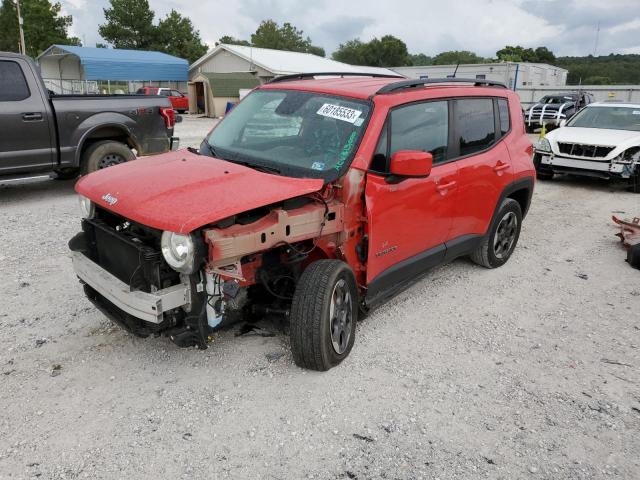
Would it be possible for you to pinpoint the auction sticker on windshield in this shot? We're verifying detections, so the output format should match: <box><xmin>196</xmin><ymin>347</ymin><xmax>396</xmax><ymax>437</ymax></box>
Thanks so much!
<box><xmin>317</xmin><ymin>103</ymin><xmax>362</xmax><ymax>124</ymax></box>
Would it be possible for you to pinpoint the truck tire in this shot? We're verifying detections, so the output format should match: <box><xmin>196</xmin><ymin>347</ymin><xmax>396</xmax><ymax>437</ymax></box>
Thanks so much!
<box><xmin>470</xmin><ymin>198</ymin><xmax>522</xmax><ymax>269</ymax></box>
<box><xmin>290</xmin><ymin>260</ymin><xmax>358</xmax><ymax>371</ymax></box>
<box><xmin>80</xmin><ymin>140</ymin><xmax>135</xmax><ymax>175</ymax></box>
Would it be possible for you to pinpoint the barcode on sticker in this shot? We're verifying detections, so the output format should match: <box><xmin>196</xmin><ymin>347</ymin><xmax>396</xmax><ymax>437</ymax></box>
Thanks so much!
<box><xmin>317</xmin><ymin>103</ymin><xmax>362</xmax><ymax>123</ymax></box>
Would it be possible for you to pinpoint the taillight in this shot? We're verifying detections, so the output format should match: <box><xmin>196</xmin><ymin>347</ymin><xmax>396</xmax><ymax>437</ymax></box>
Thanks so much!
<box><xmin>160</xmin><ymin>107</ymin><xmax>175</xmax><ymax>129</ymax></box>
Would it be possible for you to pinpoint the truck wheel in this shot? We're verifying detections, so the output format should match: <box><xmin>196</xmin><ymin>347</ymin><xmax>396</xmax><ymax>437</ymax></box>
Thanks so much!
<box><xmin>81</xmin><ymin>140</ymin><xmax>135</xmax><ymax>175</ymax></box>
<box><xmin>290</xmin><ymin>260</ymin><xmax>358</xmax><ymax>371</ymax></box>
<box><xmin>470</xmin><ymin>198</ymin><xmax>522</xmax><ymax>269</ymax></box>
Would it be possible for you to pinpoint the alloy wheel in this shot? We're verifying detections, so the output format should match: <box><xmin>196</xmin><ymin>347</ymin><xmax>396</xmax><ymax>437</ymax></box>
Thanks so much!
<box><xmin>493</xmin><ymin>211</ymin><xmax>518</xmax><ymax>259</ymax></box>
<box><xmin>329</xmin><ymin>279</ymin><xmax>352</xmax><ymax>355</ymax></box>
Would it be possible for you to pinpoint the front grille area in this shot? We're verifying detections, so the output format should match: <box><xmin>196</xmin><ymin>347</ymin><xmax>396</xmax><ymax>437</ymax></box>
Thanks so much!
<box><xmin>529</xmin><ymin>108</ymin><xmax>564</xmax><ymax>118</ymax></box>
<box><xmin>81</xmin><ymin>214</ymin><xmax>179</xmax><ymax>293</ymax></box>
<box><xmin>558</xmin><ymin>143</ymin><xmax>615</xmax><ymax>159</ymax></box>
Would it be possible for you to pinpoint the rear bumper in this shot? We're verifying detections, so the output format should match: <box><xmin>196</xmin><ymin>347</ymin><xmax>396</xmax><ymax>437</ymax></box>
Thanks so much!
<box><xmin>71</xmin><ymin>251</ymin><xmax>190</xmax><ymax>324</ymax></box>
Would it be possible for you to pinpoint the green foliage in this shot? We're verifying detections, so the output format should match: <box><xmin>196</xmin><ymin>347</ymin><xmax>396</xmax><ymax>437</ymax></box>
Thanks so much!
<box><xmin>153</xmin><ymin>10</ymin><xmax>208</xmax><ymax>62</ymax></box>
<box><xmin>408</xmin><ymin>53</ymin><xmax>432</xmax><ymax>66</ymax></box>
<box><xmin>332</xmin><ymin>35</ymin><xmax>410</xmax><ymax>67</ymax></box>
<box><xmin>218</xmin><ymin>20</ymin><xmax>325</xmax><ymax>56</ymax></box>
<box><xmin>99</xmin><ymin>0</ymin><xmax>155</xmax><ymax>49</ymax></box>
<box><xmin>496</xmin><ymin>45</ymin><xmax>555</xmax><ymax>63</ymax></box>
<box><xmin>250</xmin><ymin>20</ymin><xmax>320</xmax><ymax>54</ymax></box>
<box><xmin>217</xmin><ymin>35</ymin><xmax>251</xmax><ymax>46</ymax></box>
<box><xmin>432</xmin><ymin>50</ymin><xmax>486</xmax><ymax>65</ymax></box>
<box><xmin>555</xmin><ymin>54</ymin><xmax>640</xmax><ymax>85</ymax></box>
<box><xmin>98</xmin><ymin>0</ymin><xmax>207</xmax><ymax>62</ymax></box>
<box><xmin>0</xmin><ymin>0</ymin><xmax>79</xmax><ymax>57</ymax></box>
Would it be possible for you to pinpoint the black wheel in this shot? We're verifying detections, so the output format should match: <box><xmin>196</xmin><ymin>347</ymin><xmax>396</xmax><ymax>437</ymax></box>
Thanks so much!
<box><xmin>470</xmin><ymin>198</ymin><xmax>522</xmax><ymax>269</ymax></box>
<box><xmin>177</xmin><ymin>109</ymin><xmax>186</xmax><ymax>114</ymax></box>
<box><xmin>53</xmin><ymin>167</ymin><xmax>79</xmax><ymax>180</ymax></box>
<box><xmin>80</xmin><ymin>140</ymin><xmax>135</xmax><ymax>175</ymax></box>
<box><xmin>290</xmin><ymin>260</ymin><xmax>358</xmax><ymax>371</ymax></box>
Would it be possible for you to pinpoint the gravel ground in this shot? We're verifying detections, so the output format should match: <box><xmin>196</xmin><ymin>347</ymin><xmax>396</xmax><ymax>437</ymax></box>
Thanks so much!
<box><xmin>1</xmin><ymin>119</ymin><xmax>639</xmax><ymax>479</ymax></box>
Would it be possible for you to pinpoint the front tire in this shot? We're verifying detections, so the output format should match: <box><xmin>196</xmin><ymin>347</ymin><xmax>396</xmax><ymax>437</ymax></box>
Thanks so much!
<box><xmin>80</xmin><ymin>140</ymin><xmax>135</xmax><ymax>175</ymax></box>
<box><xmin>470</xmin><ymin>198</ymin><xmax>522</xmax><ymax>269</ymax></box>
<box><xmin>290</xmin><ymin>260</ymin><xmax>358</xmax><ymax>371</ymax></box>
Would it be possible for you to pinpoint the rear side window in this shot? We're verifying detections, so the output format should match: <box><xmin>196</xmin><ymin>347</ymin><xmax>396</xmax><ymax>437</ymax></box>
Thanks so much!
<box><xmin>454</xmin><ymin>99</ymin><xmax>496</xmax><ymax>156</ymax></box>
<box><xmin>389</xmin><ymin>101</ymin><xmax>449</xmax><ymax>164</ymax></box>
<box><xmin>497</xmin><ymin>99</ymin><xmax>510</xmax><ymax>136</ymax></box>
<box><xmin>0</xmin><ymin>61</ymin><xmax>30</xmax><ymax>101</ymax></box>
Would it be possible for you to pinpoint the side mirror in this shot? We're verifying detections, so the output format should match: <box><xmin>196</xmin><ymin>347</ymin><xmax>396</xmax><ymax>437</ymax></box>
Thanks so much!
<box><xmin>559</xmin><ymin>119</ymin><xmax>567</xmax><ymax>128</ymax></box>
<box><xmin>389</xmin><ymin>150</ymin><xmax>433</xmax><ymax>179</ymax></box>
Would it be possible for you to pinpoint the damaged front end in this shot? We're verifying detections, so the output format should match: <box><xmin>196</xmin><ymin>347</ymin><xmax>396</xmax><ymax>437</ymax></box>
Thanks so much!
<box><xmin>69</xmin><ymin>191</ymin><xmax>347</xmax><ymax>348</ymax></box>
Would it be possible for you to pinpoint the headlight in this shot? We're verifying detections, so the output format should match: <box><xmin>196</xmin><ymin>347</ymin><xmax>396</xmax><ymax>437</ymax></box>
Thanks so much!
<box><xmin>536</xmin><ymin>138</ymin><xmax>551</xmax><ymax>153</ymax></box>
<box><xmin>161</xmin><ymin>231</ymin><xmax>196</xmax><ymax>273</ymax></box>
<box><xmin>78</xmin><ymin>195</ymin><xmax>95</xmax><ymax>219</ymax></box>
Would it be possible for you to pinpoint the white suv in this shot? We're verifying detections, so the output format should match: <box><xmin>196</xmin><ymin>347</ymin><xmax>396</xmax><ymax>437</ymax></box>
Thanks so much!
<box><xmin>534</xmin><ymin>102</ymin><xmax>640</xmax><ymax>192</ymax></box>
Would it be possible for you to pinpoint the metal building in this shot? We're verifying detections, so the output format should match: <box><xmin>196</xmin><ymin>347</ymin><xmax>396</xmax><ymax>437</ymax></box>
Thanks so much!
<box><xmin>392</xmin><ymin>62</ymin><xmax>568</xmax><ymax>89</ymax></box>
<box><xmin>37</xmin><ymin>45</ymin><xmax>189</xmax><ymax>95</ymax></box>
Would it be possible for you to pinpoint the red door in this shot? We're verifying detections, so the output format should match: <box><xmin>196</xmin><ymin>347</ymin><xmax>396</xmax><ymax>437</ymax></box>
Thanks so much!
<box><xmin>365</xmin><ymin>163</ymin><xmax>458</xmax><ymax>285</ymax></box>
<box><xmin>448</xmin><ymin>98</ymin><xmax>514</xmax><ymax>239</ymax></box>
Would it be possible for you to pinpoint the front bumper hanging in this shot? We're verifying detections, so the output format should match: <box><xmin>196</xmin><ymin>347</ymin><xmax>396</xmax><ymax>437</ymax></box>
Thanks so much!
<box><xmin>71</xmin><ymin>251</ymin><xmax>190</xmax><ymax>324</ymax></box>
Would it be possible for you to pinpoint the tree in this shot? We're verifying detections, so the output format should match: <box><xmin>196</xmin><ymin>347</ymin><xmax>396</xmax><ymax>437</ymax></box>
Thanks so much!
<box><xmin>332</xmin><ymin>35</ymin><xmax>410</xmax><ymax>67</ymax></box>
<box><xmin>307</xmin><ymin>44</ymin><xmax>326</xmax><ymax>57</ymax></box>
<box><xmin>217</xmin><ymin>35</ymin><xmax>250</xmax><ymax>46</ymax></box>
<box><xmin>153</xmin><ymin>9</ymin><xmax>207</xmax><ymax>62</ymax></box>
<box><xmin>534</xmin><ymin>46</ymin><xmax>555</xmax><ymax>63</ymax></box>
<box><xmin>408</xmin><ymin>53</ymin><xmax>432</xmax><ymax>66</ymax></box>
<box><xmin>332</xmin><ymin>39</ymin><xmax>367</xmax><ymax>65</ymax></box>
<box><xmin>432</xmin><ymin>50</ymin><xmax>485</xmax><ymax>65</ymax></box>
<box><xmin>250</xmin><ymin>20</ymin><xmax>323</xmax><ymax>55</ymax></box>
<box><xmin>99</xmin><ymin>0</ymin><xmax>155</xmax><ymax>49</ymax></box>
<box><xmin>0</xmin><ymin>0</ymin><xmax>80</xmax><ymax>57</ymax></box>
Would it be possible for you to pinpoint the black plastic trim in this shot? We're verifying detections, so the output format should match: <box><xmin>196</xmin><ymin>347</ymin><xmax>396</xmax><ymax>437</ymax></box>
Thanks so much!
<box><xmin>376</xmin><ymin>78</ymin><xmax>507</xmax><ymax>94</ymax></box>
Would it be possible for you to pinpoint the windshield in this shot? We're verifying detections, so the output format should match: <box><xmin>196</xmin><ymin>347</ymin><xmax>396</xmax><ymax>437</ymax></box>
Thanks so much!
<box><xmin>567</xmin><ymin>106</ymin><xmax>640</xmax><ymax>131</ymax></box>
<box><xmin>541</xmin><ymin>95</ymin><xmax>574</xmax><ymax>105</ymax></box>
<box><xmin>203</xmin><ymin>89</ymin><xmax>371</xmax><ymax>181</ymax></box>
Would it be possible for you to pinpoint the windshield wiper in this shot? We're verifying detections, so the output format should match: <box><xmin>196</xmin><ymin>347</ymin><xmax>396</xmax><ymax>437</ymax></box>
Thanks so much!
<box><xmin>203</xmin><ymin>138</ymin><xmax>221</xmax><ymax>158</ymax></box>
<box><xmin>234</xmin><ymin>161</ymin><xmax>281</xmax><ymax>175</ymax></box>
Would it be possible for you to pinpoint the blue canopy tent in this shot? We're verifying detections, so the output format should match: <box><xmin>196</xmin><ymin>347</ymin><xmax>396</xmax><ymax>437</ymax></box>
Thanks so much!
<box><xmin>37</xmin><ymin>45</ymin><xmax>188</xmax><ymax>94</ymax></box>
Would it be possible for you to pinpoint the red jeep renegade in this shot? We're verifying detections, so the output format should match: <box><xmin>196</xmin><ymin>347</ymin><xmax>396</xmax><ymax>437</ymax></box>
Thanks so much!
<box><xmin>69</xmin><ymin>73</ymin><xmax>535</xmax><ymax>371</ymax></box>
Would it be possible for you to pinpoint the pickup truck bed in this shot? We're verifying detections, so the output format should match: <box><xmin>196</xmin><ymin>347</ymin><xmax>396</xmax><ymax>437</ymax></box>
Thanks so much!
<box><xmin>0</xmin><ymin>52</ymin><xmax>178</xmax><ymax>180</ymax></box>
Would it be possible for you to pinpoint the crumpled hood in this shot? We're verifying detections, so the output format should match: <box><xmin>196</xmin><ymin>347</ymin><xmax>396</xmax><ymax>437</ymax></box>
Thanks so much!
<box><xmin>75</xmin><ymin>150</ymin><xmax>324</xmax><ymax>234</ymax></box>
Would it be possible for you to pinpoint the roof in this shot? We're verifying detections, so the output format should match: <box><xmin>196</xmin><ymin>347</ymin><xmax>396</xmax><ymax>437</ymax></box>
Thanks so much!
<box><xmin>37</xmin><ymin>45</ymin><xmax>188</xmax><ymax>81</ymax></box>
<box><xmin>259</xmin><ymin>76</ymin><xmax>511</xmax><ymax>100</ymax></box>
<box><xmin>190</xmin><ymin>44</ymin><xmax>398</xmax><ymax>77</ymax></box>
<box><xmin>195</xmin><ymin>72</ymin><xmax>261</xmax><ymax>97</ymax></box>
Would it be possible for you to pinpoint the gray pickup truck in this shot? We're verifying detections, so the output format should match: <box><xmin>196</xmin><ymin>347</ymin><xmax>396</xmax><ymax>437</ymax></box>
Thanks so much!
<box><xmin>0</xmin><ymin>52</ymin><xmax>179</xmax><ymax>181</ymax></box>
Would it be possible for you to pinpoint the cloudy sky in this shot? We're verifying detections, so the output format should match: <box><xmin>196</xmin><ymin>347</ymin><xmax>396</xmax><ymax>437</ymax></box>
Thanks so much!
<box><xmin>60</xmin><ymin>0</ymin><xmax>640</xmax><ymax>57</ymax></box>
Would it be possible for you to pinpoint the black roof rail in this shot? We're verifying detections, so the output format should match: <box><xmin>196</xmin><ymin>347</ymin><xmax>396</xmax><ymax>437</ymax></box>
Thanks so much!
<box><xmin>376</xmin><ymin>77</ymin><xmax>507</xmax><ymax>94</ymax></box>
<box><xmin>267</xmin><ymin>71</ymin><xmax>405</xmax><ymax>84</ymax></box>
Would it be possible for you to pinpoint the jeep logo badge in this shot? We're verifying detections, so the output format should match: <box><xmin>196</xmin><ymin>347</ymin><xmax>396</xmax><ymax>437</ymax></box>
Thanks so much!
<box><xmin>101</xmin><ymin>193</ymin><xmax>118</xmax><ymax>206</ymax></box>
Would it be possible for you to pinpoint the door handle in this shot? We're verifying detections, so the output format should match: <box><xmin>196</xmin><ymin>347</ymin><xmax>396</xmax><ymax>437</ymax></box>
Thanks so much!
<box><xmin>22</xmin><ymin>112</ymin><xmax>43</xmax><ymax>121</ymax></box>
<box><xmin>493</xmin><ymin>162</ymin><xmax>510</xmax><ymax>173</ymax></box>
<box><xmin>436</xmin><ymin>180</ymin><xmax>456</xmax><ymax>193</ymax></box>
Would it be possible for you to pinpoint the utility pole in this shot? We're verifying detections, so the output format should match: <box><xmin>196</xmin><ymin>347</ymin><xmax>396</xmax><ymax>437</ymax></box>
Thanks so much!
<box><xmin>15</xmin><ymin>0</ymin><xmax>26</xmax><ymax>55</ymax></box>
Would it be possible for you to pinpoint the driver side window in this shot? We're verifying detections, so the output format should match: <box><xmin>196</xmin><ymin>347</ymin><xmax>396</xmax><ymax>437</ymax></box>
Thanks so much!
<box><xmin>370</xmin><ymin>100</ymin><xmax>449</xmax><ymax>173</ymax></box>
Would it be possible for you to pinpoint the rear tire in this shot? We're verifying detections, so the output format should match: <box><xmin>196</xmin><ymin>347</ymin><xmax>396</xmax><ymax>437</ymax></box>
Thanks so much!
<box><xmin>290</xmin><ymin>260</ymin><xmax>358</xmax><ymax>371</ymax></box>
<box><xmin>80</xmin><ymin>140</ymin><xmax>135</xmax><ymax>175</ymax></box>
<box><xmin>470</xmin><ymin>198</ymin><xmax>522</xmax><ymax>269</ymax></box>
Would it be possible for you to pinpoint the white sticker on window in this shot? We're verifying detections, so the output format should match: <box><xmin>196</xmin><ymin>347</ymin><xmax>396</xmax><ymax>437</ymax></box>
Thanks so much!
<box><xmin>353</xmin><ymin>117</ymin><xmax>364</xmax><ymax>126</ymax></box>
<box><xmin>311</xmin><ymin>162</ymin><xmax>325</xmax><ymax>170</ymax></box>
<box><xmin>317</xmin><ymin>103</ymin><xmax>362</xmax><ymax>123</ymax></box>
